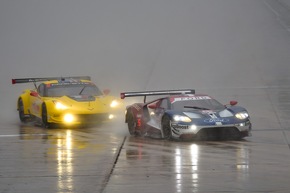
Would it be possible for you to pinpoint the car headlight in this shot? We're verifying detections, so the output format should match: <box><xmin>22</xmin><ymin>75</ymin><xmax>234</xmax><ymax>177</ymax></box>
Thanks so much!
<box><xmin>173</xmin><ymin>115</ymin><xmax>191</xmax><ymax>122</ymax></box>
<box><xmin>235</xmin><ymin>111</ymin><xmax>249</xmax><ymax>119</ymax></box>
<box><xmin>55</xmin><ymin>102</ymin><xmax>68</xmax><ymax>110</ymax></box>
<box><xmin>110</xmin><ymin>100</ymin><xmax>119</xmax><ymax>108</ymax></box>
<box><xmin>64</xmin><ymin>113</ymin><xmax>74</xmax><ymax>123</ymax></box>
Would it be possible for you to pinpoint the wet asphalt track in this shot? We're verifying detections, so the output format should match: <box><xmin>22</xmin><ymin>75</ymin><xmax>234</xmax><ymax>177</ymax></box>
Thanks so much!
<box><xmin>1</xmin><ymin>83</ymin><xmax>290</xmax><ymax>193</ymax></box>
<box><xmin>1</xmin><ymin>0</ymin><xmax>290</xmax><ymax>193</ymax></box>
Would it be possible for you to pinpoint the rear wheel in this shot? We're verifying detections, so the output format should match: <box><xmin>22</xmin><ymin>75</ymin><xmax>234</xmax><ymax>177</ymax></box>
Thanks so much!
<box><xmin>162</xmin><ymin>116</ymin><xmax>172</xmax><ymax>140</ymax></box>
<box><xmin>127</xmin><ymin>112</ymin><xmax>136</xmax><ymax>135</ymax></box>
<box><xmin>18</xmin><ymin>99</ymin><xmax>29</xmax><ymax>122</ymax></box>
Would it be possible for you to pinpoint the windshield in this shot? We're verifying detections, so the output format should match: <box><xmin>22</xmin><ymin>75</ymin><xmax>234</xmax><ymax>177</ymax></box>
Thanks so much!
<box><xmin>172</xmin><ymin>99</ymin><xmax>225</xmax><ymax>111</ymax></box>
<box><xmin>46</xmin><ymin>84</ymin><xmax>102</xmax><ymax>97</ymax></box>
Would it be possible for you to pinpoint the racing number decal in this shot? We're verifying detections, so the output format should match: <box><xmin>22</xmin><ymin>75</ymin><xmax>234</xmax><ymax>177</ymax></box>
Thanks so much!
<box><xmin>208</xmin><ymin>113</ymin><xmax>217</xmax><ymax>119</ymax></box>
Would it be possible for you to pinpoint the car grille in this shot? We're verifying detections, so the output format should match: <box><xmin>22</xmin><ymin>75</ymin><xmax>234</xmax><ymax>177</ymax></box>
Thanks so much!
<box><xmin>75</xmin><ymin>113</ymin><xmax>109</xmax><ymax>123</ymax></box>
<box><xmin>195</xmin><ymin>127</ymin><xmax>241</xmax><ymax>140</ymax></box>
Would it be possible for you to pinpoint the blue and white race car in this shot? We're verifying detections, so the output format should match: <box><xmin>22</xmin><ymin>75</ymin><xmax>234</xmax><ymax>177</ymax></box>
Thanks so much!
<box><xmin>121</xmin><ymin>89</ymin><xmax>251</xmax><ymax>140</ymax></box>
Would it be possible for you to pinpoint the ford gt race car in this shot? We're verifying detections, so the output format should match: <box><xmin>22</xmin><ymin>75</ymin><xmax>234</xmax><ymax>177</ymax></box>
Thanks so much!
<box><xmin>12</xmin><ymin>76</ymin><xmax>122</xmax><ymax>127</ymax></box>
<box><xmin>121</xmin><ymin>89</ymin><xmax>252</xmax><ymax>140</ymax></box>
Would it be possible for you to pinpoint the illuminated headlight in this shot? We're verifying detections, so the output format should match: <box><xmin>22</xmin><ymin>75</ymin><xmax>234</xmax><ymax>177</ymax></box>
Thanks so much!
<box><xmin>173</xmin><ymin>115</ymin><xmax>191</xmax><ymax>122</ymax></box>
<box><xmin>64</xmin><ymin>114</ymin><xmax>74</xmax><ymax>123</ymax></box>
<box><xmin>110</xmin><ymin>100</ymin><xmax>119</xmax><ymax>108</ymax></box>
<box><xmin>55</xmin><ymin>102</ymin><xmax>68</xmax><ymax>110</ymax></box>
<box><xmin>109</xmin><ymin>114</ymin><xmax>114</xmax><ymax>119</ymax></box>
<box><xmin>190</xmin><ymin>125</ymin><xmax>197</xmax><ymax>131</ymax></box>
<box><xmin>235</xmin><ymin>112</ymin><xmax>249</xmax><ymax>119</ymax></box>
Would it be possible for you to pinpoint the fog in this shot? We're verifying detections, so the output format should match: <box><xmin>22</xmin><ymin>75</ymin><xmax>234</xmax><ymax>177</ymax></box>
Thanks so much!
<box><xmin>1</xmin><ymin>0</ymin><xmax>290</xmax><ymax>124</ymax></box>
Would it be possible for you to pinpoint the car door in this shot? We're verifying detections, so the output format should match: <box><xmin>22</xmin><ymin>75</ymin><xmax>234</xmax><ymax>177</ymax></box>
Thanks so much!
<box><xmin>148</xmin><ymin>98</ymin><xmax>169</xmax><ymax>129</ymax></box>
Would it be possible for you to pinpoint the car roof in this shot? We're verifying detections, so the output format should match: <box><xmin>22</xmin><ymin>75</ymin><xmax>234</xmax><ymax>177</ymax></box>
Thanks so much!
<box><xmin>43</xmin><ymin>79</ymin><xmax>92</xmax><ymax>85</ymax></box>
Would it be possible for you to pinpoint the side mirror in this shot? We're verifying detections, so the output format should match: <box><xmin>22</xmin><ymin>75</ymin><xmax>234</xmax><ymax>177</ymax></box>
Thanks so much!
<box><xmin>230</xmin><ymin>100</ymin><xmax>238</xmax><ymax>106</ymax></box>
<box><xmin>30</xmin><ymin>91</ymin><xmax>39</xmax><ymax>97</ymax></box>
<box><xmin>148</xmin><ymin>104</ymin><xmax>157</xmax><ymax>109</ymax></box>
<box><xmin>103</xmin><ymin>89</ymin><xmax>110</xmax><ymax>95</ymax></box>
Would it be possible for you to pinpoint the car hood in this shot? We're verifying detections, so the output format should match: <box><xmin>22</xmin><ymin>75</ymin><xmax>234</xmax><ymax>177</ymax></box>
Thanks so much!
<box><xmin>68</xmin><ymin>95</ymin><xmax>96</xmax><ymax>102</ymax></box>
<box><xmin>183</xmin><ymin>109</ymin><xmax>232</xmax><ymax>119</ymax></box>
<box><xmin>53</xmin><ymin>95</ymin><xmax>112</xmax><ymax>112</ymax></box>
<box><xmin>168</xmin><ymin>106</ymin><xmax>247</xmax><ymax>119</ymax></box>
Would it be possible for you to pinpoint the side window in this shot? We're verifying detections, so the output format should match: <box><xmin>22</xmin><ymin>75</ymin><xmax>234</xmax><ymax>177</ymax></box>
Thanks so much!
<box><xmin>145</xmin><ymin>100</ymin><xmax>160</xmax><ymax>118</ymax></box>
<box><xmin>159</xmin><ymin>99</ymin><xmax>169</xmax><ymax>110</ymax></box>
<box><xmin>37</xmin><ymin>84</ymin><xmax>45</xmax><ymax>97</ymax></box>
<box><xmin>153</xmin><ymin>99</ymin><xmax>167</xmax><ymax>116</ymax></box>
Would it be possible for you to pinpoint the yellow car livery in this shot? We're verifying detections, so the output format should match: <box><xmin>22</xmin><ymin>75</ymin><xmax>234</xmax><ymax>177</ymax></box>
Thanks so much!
<box><xmin>12</xmin><ymin>76</ymin><xmax>122</xmax><ymax>127</ymax></box>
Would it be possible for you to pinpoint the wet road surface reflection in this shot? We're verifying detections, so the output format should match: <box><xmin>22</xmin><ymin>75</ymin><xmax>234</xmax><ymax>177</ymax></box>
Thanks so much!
<box><xmin>105</xmin><ymin>136</ymin><xmax>290</xmax><ymax>193</ymax></box>
<box><xmin>0</xmin><ymin>110</ymin><xmax>290</xmax><ymax>193</ymax></box>
<box><xmin>1</xmin><ymin>81</ymin><xmax>290</xmax><ymax>193</ymax></box>
<box><xmin>0</xmin><ymin>123</ymin><xmax>126</xmax><ymax>193</ymax></box>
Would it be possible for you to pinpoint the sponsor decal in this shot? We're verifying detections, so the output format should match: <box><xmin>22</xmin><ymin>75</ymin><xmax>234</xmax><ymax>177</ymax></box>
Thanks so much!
<box><xmin>208</xmin><ymin>113</ymin><xmax>217</xmax><ymax>119</ymax></box>
<box><xmin>204</xmin><ymin>118</ymin><xmax>230</xmax><ymax>123</ymax></box>
<box><xmin>171</xmin><ymin>123</ymin><xmax>189</xmax><ymax>130</ymax></box>
<box><xmin>171</xmin><ymin>96</ymin><xmax>211</xmax><ymax>103</ymax></box>
<box><xmin>50</xmin><ymin>82</ymin><xmax>91</xmax><ymax>86</ymax></box>
<box><xmin>215</xmin><ymin>122</ymin><xmax>222</xmax><ymax>126</ymax></box>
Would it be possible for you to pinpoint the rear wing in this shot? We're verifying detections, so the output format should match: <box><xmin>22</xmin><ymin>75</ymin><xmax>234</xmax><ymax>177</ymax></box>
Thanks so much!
<box><xmin>12</xmin><ymin>76</ymin><xmax>91</xmax><ymax>84</ymax></box>
<box><xmin>120</xmin><ymin>89</ymin><xmax>195</xmax><ymax>103</ymax></box>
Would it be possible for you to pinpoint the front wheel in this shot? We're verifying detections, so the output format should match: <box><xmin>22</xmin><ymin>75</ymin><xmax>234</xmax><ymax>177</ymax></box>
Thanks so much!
<box><xmin>162</xmin><ymin>116</ymin><xmax>172</xmax><ymax>140</ymax></box>
<box><xmin>41</xmin><ymin>103</ymin><xmax>50</xmax><ymax>128</ymax></box>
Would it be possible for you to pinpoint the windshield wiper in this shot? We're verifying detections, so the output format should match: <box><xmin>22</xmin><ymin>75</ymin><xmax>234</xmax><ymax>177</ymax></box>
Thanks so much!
<box><xmin>184</xmin><ymin>106</ymin><xmax>209</xmax><ymax>110</ymax></box>
<box><xmin>79</xmin><ymin>86</ymin><xmax>86</xmax><ymax>95</ymax></box>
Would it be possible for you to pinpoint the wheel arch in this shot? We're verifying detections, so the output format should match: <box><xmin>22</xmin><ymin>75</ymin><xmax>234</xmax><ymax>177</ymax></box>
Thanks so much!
<box><xmin>41</xmin><ymin>101</ymin><xmax>54</xmax><ymax>118</ymax></box>
<box><xmin>17</xmin><ymin>89</ymin><xmax>36</xmax><ymax>114</ymax></box>
<box><xmin>161</xmin><ymin>112</ymin><xmax>172</xmax><ymax>122</ymax></box>
<box><xmin>17</xmin><ymin>96</ymin><xmax>29</xmax><ymax>114</ymax></box>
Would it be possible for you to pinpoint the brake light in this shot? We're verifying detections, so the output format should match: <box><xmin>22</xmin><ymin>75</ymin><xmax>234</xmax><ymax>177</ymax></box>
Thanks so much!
<box><xmin>137</xmin><ymin>118</ymin><xmax>142</xmax><ymax>127</ymax></box>
<box><xmin>12</xmin><ymin>79</ymin><xmax>16</xmax><ymax>84</ymax></box>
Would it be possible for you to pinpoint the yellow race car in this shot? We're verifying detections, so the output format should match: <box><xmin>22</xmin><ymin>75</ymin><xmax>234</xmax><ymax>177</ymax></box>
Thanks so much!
<box><xmin>12</xmin><ymin>76</ymin><xmax>122</xmax><ymax>127</ymax></box>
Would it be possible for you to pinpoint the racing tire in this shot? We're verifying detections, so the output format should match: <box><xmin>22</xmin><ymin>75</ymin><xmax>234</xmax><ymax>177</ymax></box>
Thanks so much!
<box><xmin>41</xmin><ymin>103</ymin><xmax>50</xmax><ymax>128</ymax></box>
<box><xmin>127</xmin><ymin>112</ymin><xmax>137</xmax><ymax>136</ymax></box>
<box><xmin>162</xmin><ymin>116</ymin><xmax>172</xmax><ymax>140</ymax></box>
<box><xmin>18</xmin><ymin>99</ymin><xmax>29</xmax><ymax>123</ymax></box>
